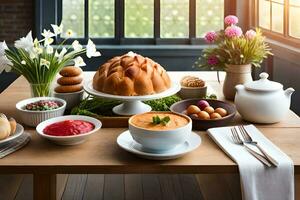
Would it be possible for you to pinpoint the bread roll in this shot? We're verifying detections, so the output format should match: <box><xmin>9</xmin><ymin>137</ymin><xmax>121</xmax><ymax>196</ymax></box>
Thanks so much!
<box><xmin>93</xmin><ymin>52</ymin><xmax>171</xmax><ymax>96</ymax></box>
<box><xmin>57</xmin><ymin>75</ymin><xmax>83</xmax><ymax>85</ymax></box>
<box><xmin>9</xmin><ymin>118</ymin><xmax>17</xmax><ymax>135</ymax></box>
<box><xmin>54</xmin><ymin>84</ymin><xmax>83</xmax><ymax>93</ymax></box>
<box><xmin>59</xmin><ymin>66</ymin><xmax>82</xmax><ymax>77</ymax></box>
<box><xmin>0</xmin><ymin>113</ymin><xmax>11</xmax><ymax>140</ymax></box>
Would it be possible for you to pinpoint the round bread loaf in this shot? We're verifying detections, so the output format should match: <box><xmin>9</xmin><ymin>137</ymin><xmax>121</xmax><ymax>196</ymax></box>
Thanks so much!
<box><xmin>59</xmin><ymin>66</ymin><xmax>83</xmax><ymax>77</ymax></box>
<box><xmin>92</xmin><ymin>52</ymin><xmax>171</xmax><ymax>96</ymax></box>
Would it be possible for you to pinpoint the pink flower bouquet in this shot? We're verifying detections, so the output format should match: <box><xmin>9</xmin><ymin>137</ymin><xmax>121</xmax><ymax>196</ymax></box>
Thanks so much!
<box><xmin>195</xmin><ymin>15</ymin><xmax>272</xmax><ymax>70</ymax></box>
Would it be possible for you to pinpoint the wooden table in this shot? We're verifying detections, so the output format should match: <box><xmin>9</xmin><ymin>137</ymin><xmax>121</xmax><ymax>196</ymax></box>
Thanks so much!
<box><xmin>0</xmin><ymin>72</ymin><xmax>299</xmax><ymax>200</ymax></box>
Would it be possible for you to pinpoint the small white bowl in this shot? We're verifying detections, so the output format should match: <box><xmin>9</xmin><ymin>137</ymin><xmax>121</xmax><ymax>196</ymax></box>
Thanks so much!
<box><xmin>128</xmin><ymin>112</ymin><xmax>192</xmax><ymax>152</ymax></box>
<box><xmin>16</xmin><ymin>97</ymin><xmax>66</xmax><ymax>127</ymax></box>
<box><xmin>53</xmin><ymin>90</ymin><xmax>84</xmax><ymax>110</ymax></box>
<box><xmin>178</xmin><ymin>85</ymin><xmax>207</xmax><ymax>99</ymax></box>
<box><xmin>36</xmin><ymin>115</ymin><xmax>102</xmax><ymax>145</ymax></box>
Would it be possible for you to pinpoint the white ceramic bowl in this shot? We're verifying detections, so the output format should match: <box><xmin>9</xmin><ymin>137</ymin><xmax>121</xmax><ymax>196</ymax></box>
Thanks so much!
<box><xmin>53</xmin><ymin>90</ymin><xmax>84</xmax><ymax>110</ymax></box>
<box><xmin>36</xmin><ymin>115</ymin><xmax>102</xmax><ymax>145</ymax></box>
<box><xmin>178</xmin><ymin>85</ymin><xmax>207</xmax><ymax>99</ymax></box>
<box><xmin>128</xmin><ymin>112</ymin><xmax>192</xmax><ymax>152</ymax></box>
<box><xmin>16</xmin><ymin>97</ymin><xmax>66</xmax><ymax>127</ymax></box>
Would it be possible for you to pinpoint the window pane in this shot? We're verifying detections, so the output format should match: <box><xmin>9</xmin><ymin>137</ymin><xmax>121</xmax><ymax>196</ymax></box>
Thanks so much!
<box><xmin>89</xmin><ymin>0</ymin><xmax>114</xmax><ymax>38</ymax></box>
<box><xmin>290</xmin><ymin>0</ymin><xmax>300</xmax><ymax>6</ymax></box>
<box><xmin>61</xmin><ymin>0</ymin><xmax>84</xmax><ymax>38</ymax></box>
<box><xmin>289</xmin><ymin>5</ymin><xmax>300</xmax><ymax>38</ymax></box>
<box><xmin>259</xmin><ymin>0</ymin><xmax>271</xmax><ymax>30</ymax></box>
<box><xmin>196</xmin><ymin>0</ymin><xmax>224</xmax><ymax>37</ymax></box>
<box><xmin>271</xmin><ymin>2</ymin><xmax>284</xmax><ymax>33</ymax></box>
<box><xmin>160</xmin><ymin>0</ymin><xmax>189</xmax><ymax>38</ymax></box>
<box><xmin>125</xmin><ymin>0</ymin><xmax>154</xmax><ymax>38</ymax></box>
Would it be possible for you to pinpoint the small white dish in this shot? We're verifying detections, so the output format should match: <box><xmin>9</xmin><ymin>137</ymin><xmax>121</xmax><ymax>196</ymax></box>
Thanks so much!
<box><xmin>53</xmin><ymin>90</ymin><xmax>84</xmax><ymax>110</ymax></box>
<box><xmin>178</xmin><ymin>85</ymin><xmax>207</xmax><ymax>99</ymax></box>
<box><xmin>16</xmin><ymin>97</ymin><xmax>66</xmax><ymax>127</ymax></box>
<box><xmin>36</xmin><ymin>115</ymin><xmax>102</xmax><ymax>145</ymax></box>
<box><xmin>0</xmin><ymin>123</ymin><xmax>24</xmax><ymax>145</ymax></box>
<box><xmin>117</xmin><ymin>130</ymin><xmax>201</xmax><ymax>160</ymax></box>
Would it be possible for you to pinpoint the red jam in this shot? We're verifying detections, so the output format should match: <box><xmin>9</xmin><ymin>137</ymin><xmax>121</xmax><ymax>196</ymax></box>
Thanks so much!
<box><xmin>43</xmin><ymin>120</ymin><xmax>95</xmax><ymax>136</ymax></box>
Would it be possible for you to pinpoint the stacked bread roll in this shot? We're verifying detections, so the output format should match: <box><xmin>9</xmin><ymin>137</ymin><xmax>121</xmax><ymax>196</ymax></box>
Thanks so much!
<box><xmin>55</xmin><ymin>66</ymin><xmax>83</xmax><ymax>93</ymax></box>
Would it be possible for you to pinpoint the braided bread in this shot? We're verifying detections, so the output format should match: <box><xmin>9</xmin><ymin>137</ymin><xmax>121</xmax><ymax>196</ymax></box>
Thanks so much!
<box><xmin>93</xmin><ymin>52</ymin><xmax>171</xmax><ymax>96</ymax></box>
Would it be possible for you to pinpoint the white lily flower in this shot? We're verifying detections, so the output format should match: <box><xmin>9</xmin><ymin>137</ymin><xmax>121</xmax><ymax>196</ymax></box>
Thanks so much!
<box><xmin>74</xmin><ymin>56</ymin><xmax>86</xmax><ymax>67</ymax></box>
<box><xmin>4</xmin><ymin>65</ymin><xmax>11</xmax><ymax>72</ymax></box>
<box><xmin>0</xmin><ymin>55</ymin><xmax>12</xmax><ymax>73</ymax></box>
<box><xmin>29</xmin><ymin>51</ymin><xmax>38</xmax><ymax>59</ymax></box>
<box><xmin>86</xmin><ymin>39</ymin><xmax>101</xmax><ymax>58</ymax></box>
<box><xmin>14</xmin><ymin>31</ymin><xmax>34</xmax><ymax>52</ymax></box>
<box><xmin>55</xmin><ymin>47</ymin><xmax>67</xmax><ymax>62</ymax></box>
<box><xmin>65</xmin><ymin>29</ymin><xmax>74</xmax><ymax>38</ymax></box>
<box><xmin>21</xmin><ymin>60</ymin><xmax>26</xmax><ymax>65</ymax></box>
<box><xmin>33</xmin><ymin>38</ymin><xmax>40</xmax><ymax>47</ymax></box>
<box><xmin>44</xmin><ymin>38</ymin><xmax>54</xmax><ymax>46</ymax></box>
<box><xmin>72</xmin><ymin>40</ymin><xmax>82</xmax><ymax>51</ymax></box>
<box><xmin>34</xmin><ymin>46</ymin><xmax>43</xmax><ymax>55</ymax></box>
<box><xmin>42</xmin><ymin>29</ymin><xmax>55</xmax><ymax>39</ymax></box>
<box><xmin>51</xmin><ymin>24</ymin><xmax>63</xmax><ymax>35</ymax></box>
<box><xmin>0</xmin><ymin>41</ymin><xmax>8</xmax><ymax>56</ymax></box>
<box><xmin>40</xmin><ymin>58</ymin><xmax>50</xmax><ymax>69</ymax></box>
<box><xmin>46</xmin><ymin>45</ymin><xmax>54</xmax><ymax>54</ymax></box>
<box><xmin>42</xmin><ymin>29</ymin><xmax>55</xmax><ymax>46</ymax></box>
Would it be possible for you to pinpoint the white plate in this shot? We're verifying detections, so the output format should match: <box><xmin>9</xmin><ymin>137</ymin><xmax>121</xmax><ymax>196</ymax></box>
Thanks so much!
<box><xmin>83</xmin><ymin>81</ymin><xmax>181</xmax><ymax>115</ymax></box>
<box><xmin>117</xmin><ymin>130</ymin><xmax>201</xmax><ymax>160</ymax></box>
<box><xmin>0</xmin><ymin>123</ymin><xmax>24</xmax><ymax>145</ymax></box>
<box><xmin>36</xmin><ymin>115</ymin><xmax>102</xmax><ymax>145</ymax></box>
<box><xmin>84</xmin><ymin>81</ymin><xmax>181</xmax><ymax>101</ymax></box>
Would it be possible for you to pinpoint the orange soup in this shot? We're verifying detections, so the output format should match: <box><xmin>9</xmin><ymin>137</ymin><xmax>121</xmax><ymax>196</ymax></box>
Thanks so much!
<box><xmin>130</xmin><ymin>112</ymin><xmax>189</xmax><ymax>131</ymax></box>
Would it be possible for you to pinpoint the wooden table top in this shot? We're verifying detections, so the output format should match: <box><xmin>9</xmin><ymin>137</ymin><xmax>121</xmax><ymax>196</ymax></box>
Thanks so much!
<box><xmin>0</xmin><ymin>71</ymin><xmax>299</xmax><ymax>174</ymax></box>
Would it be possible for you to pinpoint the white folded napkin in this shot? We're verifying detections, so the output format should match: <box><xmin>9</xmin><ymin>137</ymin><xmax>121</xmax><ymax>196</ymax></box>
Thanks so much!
<box><xmin>207</xmin><ymin>124</ymin><xmax>294</xmax><ymax>200</ymax></box>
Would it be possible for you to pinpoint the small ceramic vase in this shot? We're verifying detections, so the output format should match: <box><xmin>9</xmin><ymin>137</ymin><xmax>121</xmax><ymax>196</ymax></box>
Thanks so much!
<box><xmin>223</xmin><ymin>64</ymin><xmax>253</xmax><ymax>100</ymax></box>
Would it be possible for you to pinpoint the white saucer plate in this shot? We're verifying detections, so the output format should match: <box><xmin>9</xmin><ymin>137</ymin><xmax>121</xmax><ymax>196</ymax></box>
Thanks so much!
<box><xmin>84</xmin><ymin>81</ymin><xmax>181</xmax><ymax>101</ymax></box>
<box><xmin>0</xmin><ymin>123</ymin><xmax>24</xmax><ymax>145</ymax></box>
<box><xmin>117</xmin><ymin>130</ymin><xmax>201</xmax><ymax>160</ymax></box>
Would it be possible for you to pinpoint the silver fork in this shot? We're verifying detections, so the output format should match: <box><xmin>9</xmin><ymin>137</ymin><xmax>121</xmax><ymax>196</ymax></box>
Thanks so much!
<box><xmin>239</xmin><ymin>126</ymin><xmax>279</xmax><ymax>167</ymax></box>
<box><xmin>231</xmin><ymin>128</ymin><xmax>272</xmax><ymax>167</ymax></box>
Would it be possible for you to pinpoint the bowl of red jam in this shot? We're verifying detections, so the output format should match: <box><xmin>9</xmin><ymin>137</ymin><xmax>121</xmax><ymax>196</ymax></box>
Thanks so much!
<box><xmin>36</xmin><ymin>115</ymin><xmax>102</xmax><ymax>145</ymax></box>
<box><xmin>16</xmin><ymin>97</ymin><xmax>66</xmax><ymax>127</ymax></box>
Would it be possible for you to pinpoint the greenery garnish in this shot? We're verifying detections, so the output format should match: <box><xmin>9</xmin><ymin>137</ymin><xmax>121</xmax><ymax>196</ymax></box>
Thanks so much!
<box><xmin>205</xmin><ymin>94</ymin><xmax>217</xmax><ymax>100</ymax></box>
<box><xmin>71</xmin><ymin>95</ymin><xmax>181</xmax><ymax>117</ymax></box>
<box><xmin>152</xmin><ymin>115</ymin><xmax>171</xmax><ymax>126</ymax></box>
<box><xmin>71</xmin><ymin>94</ymin><xmax>217</xmax><ymax>118</ymax></box>
<box><xmin>152</xmin><ymin>116</ymin><xmax>161</xmax><ymax>124</ymax></box>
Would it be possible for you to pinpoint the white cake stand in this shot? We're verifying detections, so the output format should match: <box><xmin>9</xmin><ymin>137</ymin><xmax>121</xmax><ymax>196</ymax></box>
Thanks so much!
<box><xmin>83</xmin><ymin>81</ymin><xmax>181</xmax><ymax>116</ymax></box>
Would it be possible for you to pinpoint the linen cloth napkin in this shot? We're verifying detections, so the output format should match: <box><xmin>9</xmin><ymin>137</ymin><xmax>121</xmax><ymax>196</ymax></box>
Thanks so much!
<box><xmin>207</xmin><ymin>124</ymin><xmax>294</xmax><ymax>200</ymax></box>
<box><xmin>0</xmin><ymin>131</ymin><xmax>30</xmax><ymax>159</ymax></box>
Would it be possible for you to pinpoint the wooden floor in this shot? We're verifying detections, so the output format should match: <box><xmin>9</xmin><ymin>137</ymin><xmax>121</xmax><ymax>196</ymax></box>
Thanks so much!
<box><xmin>0</xmin><ymin>174</ymin><xmax>206</xmax><ymax>200</ymax></box>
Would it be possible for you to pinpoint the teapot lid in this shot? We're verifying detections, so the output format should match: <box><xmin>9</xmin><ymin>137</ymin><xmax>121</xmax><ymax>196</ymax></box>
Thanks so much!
<box><xmin>244</xmin><ymin>72</ymin><xmax>283</xmax><ymax>92</ymax></box>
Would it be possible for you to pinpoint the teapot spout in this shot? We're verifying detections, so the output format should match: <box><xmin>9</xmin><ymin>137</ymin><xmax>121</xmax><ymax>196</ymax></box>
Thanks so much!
<box><xmin>284</xmin><ymin>88</ymin><xmax>295</xmax><ymax>98</ymax></box>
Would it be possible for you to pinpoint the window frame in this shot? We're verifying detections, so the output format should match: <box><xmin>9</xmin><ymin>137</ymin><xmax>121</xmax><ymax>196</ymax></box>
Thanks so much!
<box><xmin>36</xmin><ymin>0</ymin><xmax>236</xmax><ymax>45</ymax></box>
<box><xmin>250</xmin><ymin>0</ymin><xmax>300</xmax><ymax>48</ymax></box>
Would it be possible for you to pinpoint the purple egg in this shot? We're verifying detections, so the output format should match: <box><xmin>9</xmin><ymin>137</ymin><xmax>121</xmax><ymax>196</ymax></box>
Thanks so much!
<box><xmin>197</xmin><ymin>100</ymin><xmax>210</xmax><ymax>110</ymax></box>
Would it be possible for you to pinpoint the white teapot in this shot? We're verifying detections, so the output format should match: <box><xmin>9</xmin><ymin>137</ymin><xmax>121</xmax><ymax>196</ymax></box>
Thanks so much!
<box><xmin>234</xmin><ymin>72</ymin><xmax>295</xmax><ymax>123</ymax></box>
